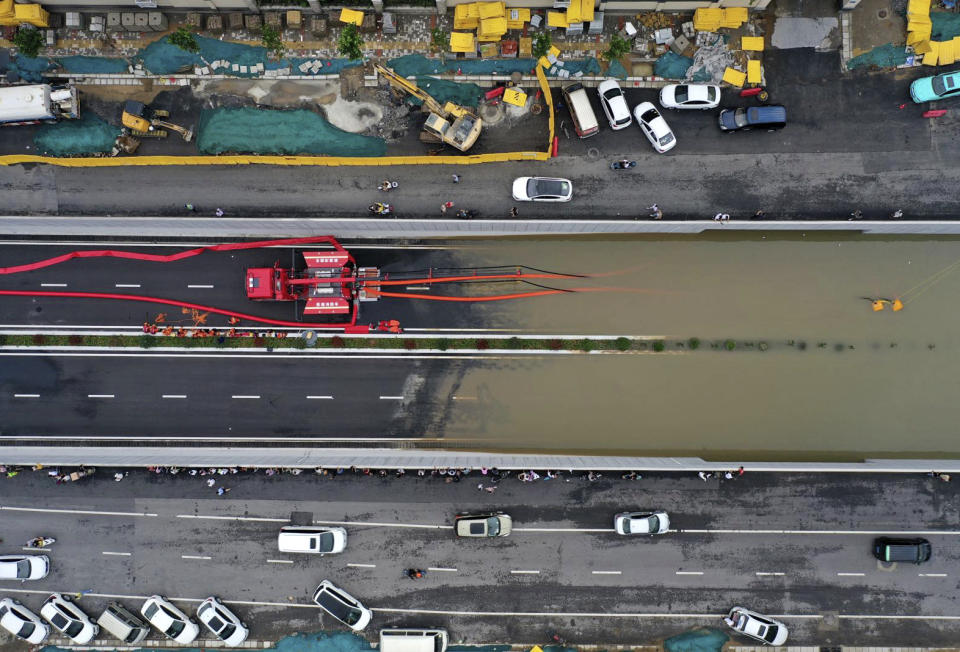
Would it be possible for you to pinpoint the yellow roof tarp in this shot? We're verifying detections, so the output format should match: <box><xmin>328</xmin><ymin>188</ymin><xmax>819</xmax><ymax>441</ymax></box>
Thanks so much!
<box><xmin>939</xmin><ymin>38</ymin><xmax>955</xmax><ymax>64</ymax></box>
<box><xmin>741</xmin><ymin>36</ymin><xmax>764</xmax><ymax>51</ymax></box>
<box><xmin>548</xmin><ymin>44</ymin><xmax>561</xmax><ymax>58</ymax></box>
<box><xmin>722</xmin><ymin>67</ymin><xmax>746</xmax><ymax>87</ymax></box>
<box><xmin>503</xmin><ymin>88</ymin><xmax>528</xmax><ymax>107</ymax></box>
<box><xmin>907</xmin><ymin>15</ymin><xmax>931</xmax><ymax>31</ymax></box>
<box><xmin>537</xmin><ymin>55</ymin><xmax>551</xmax><ymax>69</ymax></box>
<box><xmin>506</xmin><ymin>7</ymin><xmax>530</xmax><ymax>28</ymax></box>
<box><xmin>566</xmin><ymin>0</ymin><xmax>582</xmax><ymax>24</ymax></box>
<box><xmin>547</xmin><ymin>11</ymin><xmax>568</xmax><ymax>28</ymax></box>
<box><xmin>454</xmin><ymin>3</ymin><xmax>479</xmax><ymax>29</ymax></box>
<box><xmin>721</xmin><ymin>7</ymin><xmax>748</xmax><ymax>27</ymax></box>
<box><xmin>923</xmin><ymin>41</ymin><xmax>940</xmax><ymax>65</ymax></box>
<box><xmin>913</xmin><ymin>39</ymin><xmax>933</xmax><ymax>54</ymax></box>
<box><xmin>693</xmin><ymin>7</ymin><xmax>723</xmax><ymax>30</ymax></box>
<box><xmin>907</xmin><ymin>0</ymin><xmax>931</xmax><ymax>14</ymax></box>
<box><xmin>478</xmin><ymin>2</ymin><xmax>505</xmax><ymax>19</ymax></box>
<box><xmin>519</xmin><ymin>36</ymin><xmax>532</xmax><ymax>56</ymax></box>
<box><xmin>747</xmin><ymin>59</ymin><xmax>762</xmax><ymax>84</ymax></box>
<box><xmin>14</xmin><ymin>4</ymin><xmax>48</xmax><ymax>27</ymax></box>
<box><xmin>907</xmin><ymin>29</ymin><xmax>929</xmax><ymax>45</ymax></box>
<box><xmin>581</xmin><ymin>0</ymin><xmax>595</xmax><ymax>23</ymax></box>
<box><xmin>450</xmin><ymin>31</ymin><xmax>476</xmax><ymax>52</ymax></box>
<box><xmin>479</xmin><ymin>15</ymin><xmax>507</xmax><ymax>35</ymax></box>
<box><xmin>0</xmin><ymin>0</ymin><xmax>13</xmax><ymax>18</ymax></box>
<box><xmin>339</xmin><ymin>8</ymin><xmax>364</xmax><ymax>25</ymax></box>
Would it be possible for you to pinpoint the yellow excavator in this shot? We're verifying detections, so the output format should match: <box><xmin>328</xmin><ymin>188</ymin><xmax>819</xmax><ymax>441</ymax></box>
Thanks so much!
<box><xmin>121</xmin><ymin>100</ymin><xmax>194</xmax><ymax>142</ymax></box>
<box><xmin>373</xmin><ymin>64</ymin><xmax>482</xmax><ymax>152</ymax></box>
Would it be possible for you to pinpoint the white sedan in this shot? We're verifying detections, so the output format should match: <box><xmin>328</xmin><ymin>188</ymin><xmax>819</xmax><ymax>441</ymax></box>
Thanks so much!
<box><xmin>0</xmin><ymin>598</ymin><xmax>49</xmax><ymax>644</ymax></box>
<box><xmin>725</xmin><ymin>607</ymin><xmax>789</xmax><ymax>646</ymax></box>
<box><xmin>512</xmin><ymin>177</ymin><xmax>573</xmax><ymax>202</ymax></box>
<box><xmin>597</xmin><ymin>79</ymin><xmax>632</xmax><ymax>130</ymax></box>
<box><xmin>197</xmin><ymin>597</ymin><xmax>248</xmax><ymax>646</ymax></box>
<box><xmin>659</xmin><ymin>84</ymin><xmax>721</xmax><ymax>109</ymax></box>
<box><xmin>141</xmin><ymin>595</ymin><xmax>200</xmax><ymax>645</ymax></box>
<box><xmin>614</xmin><ymin>511</ymin><xmax>670</xmax><ymax>535</ymax></box>
<box><xmin>633</xmin><ymin>102</ymin><xmax>676</xmax><ymax>153</ymax></box>
<box><xmin>41</xmin><ymin>593</ymin><xmax>99</xmax><ymax>644</ymax></box>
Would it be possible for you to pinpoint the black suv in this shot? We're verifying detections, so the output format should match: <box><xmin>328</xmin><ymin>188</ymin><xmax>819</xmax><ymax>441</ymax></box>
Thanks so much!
<box><xmin>873</xmin><ymin>537</ymin><xmax>932</xmax><ymax>563</ymax></box>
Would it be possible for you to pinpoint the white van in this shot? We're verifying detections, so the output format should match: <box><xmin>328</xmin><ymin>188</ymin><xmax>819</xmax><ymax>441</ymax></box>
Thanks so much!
<box><xmin>561</xmin><ymin>83</ymin><xmax>599</xmax><ymax>138</ymax></box>
<box><xmin>278</xmin><ymin>525</ymin><xmax>347</xmax><ymax>554</ymax></box>
<box><xmin>97</xmin><ymin>602</ymin><xmax>150</xmax><ymax>644</ymax></box>
<box><xmin>380</xmin><ymin>628</ymin><xmax>449</xmax><ymax>652</ymax></box>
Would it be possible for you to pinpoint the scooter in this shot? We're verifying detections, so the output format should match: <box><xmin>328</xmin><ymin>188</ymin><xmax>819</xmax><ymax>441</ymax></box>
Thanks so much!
<box><xmin>455</xmin><ymin>209</ymin><xmax>478</xmax><ymax>220</ymax></box>
<box><xmin>368</xmin><ymin>203</ymin><xmax>393</xmax><ymax>215</ymax></box>
<box><xmin>26</xmin><ymin>537</ymin><xmax>55</xmax><ymax>548</ymax></box>
<box><xmin>610</xmin><ymin>160</ymin><xmax>637</xmax><ymax>170</ymax></box>
<box><xmin>378</xmin><ymin>181</ymin><xmax>399</xmax><ymax>192</ymax></box>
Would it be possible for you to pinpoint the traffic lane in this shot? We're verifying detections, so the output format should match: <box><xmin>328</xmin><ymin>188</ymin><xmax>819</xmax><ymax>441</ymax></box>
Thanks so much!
<box><xmin>0</xmin><ymin>354</ymin><xmax>454</xmax><ymax>436</ymax></box>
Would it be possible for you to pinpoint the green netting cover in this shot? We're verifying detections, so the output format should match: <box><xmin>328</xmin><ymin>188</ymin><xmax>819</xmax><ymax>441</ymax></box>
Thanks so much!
<box><xmin>931</xmin><ymin>11</ymin><xmax>960</xmax><ymax>40</ymax></box>
<box><xmin>606</xmin><ymin>60</ymin><xmax>628</xmax><ymax>79</ymax></box>
<box><xmin>846</xmin><ymin>43</ymin><xmax>908</xmax><ymax>70</ymax></box>
<box><xmin>196</xmin><ymin>107</ymin><xmax>386</xmax><ymax>156</ymax></box>
<box><xmin>388</xmin><ymin>53</ymin><xmax>601</xmax><ymax>77</ymax></box>
<box><xmin>411</xmin><ymin>77</ymin><xmax>483</xmax><ymax>108</ymax></box>
<box><xmin>11</xmin><ymin>54</ymin><xmax>56</xmax><ymax>83</ymax></box>
<box><xmin>33</xmin><ymin>113</ymin><xmax>121</xmax><ymax>156</ymax></box>
<box><xmin>654</xmin><ymin>52</ymin><xmax>693</xmax><ymax>80</ymax></box>
<box><xmin>57</xmin><ymin>55</ymin><xmax>129</xmax><ymax>73</ymax></box>
<box><xmin>663</xmin><ymin>628</ymin><xmax>729</xmax><ymax>652</ymax></box>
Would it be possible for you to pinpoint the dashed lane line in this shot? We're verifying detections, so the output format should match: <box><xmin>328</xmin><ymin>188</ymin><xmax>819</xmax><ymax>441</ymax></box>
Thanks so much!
<box><xmin>40</xmin><ymin>283</ymin><xmax>67</xmax><ymax>287</ymax></box>
<box><xmin>231</xmin><ymin>395</ymin><xmax>261</xmax><ymax>399</ymax></box>
<box><xmin>755</xmin><ymin>572</ymin><xmax>786</xmax><ymax>577</ymax></box>
<box><xmin>428</xmin><ymin>567</ymin><xmax>458</xmax><ymax>572</ymax></box>
<box><xmin>115</xmin><ymin>284</ymin><xmax>141</xmax><ymax>288</ymax></box>
<box><xmin>13</xmin><ymin>394</ymin><xmax>39</xmax><ymax>398</ymax></box>
<box><xmin>187</xmin><ymin>284</ymin><xmax>214</xmax><ymax>289</ymax></box>
<box><xmin>162</xmin><ymin>394</ymin><xmax>187</xmax><ymax>399</ymax></box>
<box><xmin>181</xmin><ymin>555</ymin><xmax>212</xmax><ymax>560</ymax></box>
<box><xmin>266</xmin><ymin>559</ymin><xmax>293</xmax><ymax>564</ymax></box>
<box><xmin>379</xmin><ymin>395</ymin><xmax>404</xmax><ymax>400</ymax></box>
<box><xmin>1</xmin><ymin>505</ymin><xmax>158</xmax><ymax>517</ymax></box>
<box><xmin>920</xmin><ymin>573</ymin><xmax>948</xmax><ymax>577</ymax></box>
<box><xmin>88</xmin><ymin>394</ymin><xmax>115</xmax><ymax>398</ymax></box>
<box><xmin>510</xmin><ymin>570</ymin><xmax>540</xmax><ymax>575</ymax></box>
<box><xmin>837</xmin><ymin>572</ymin><xmax>866</xmax><ymax>577</ymax></box>
<box><xmin>306</xmin><ymin>395</ymin><xmax>334</xmax><ymax>400</ymax></box>
<box><xmin>102</xmin><ymin>551</ymin><xmax>132</xmax><ymax>556</ymax></box>
<box><xmin>347</xmin><ymin>563</ymin><xmax>377</xmax><ymax>568</ymax></box>
<box><xmin>675</xmin><ymin>571</ymin><xmax>704</xmax><ymax>576</ymax></box>
<box><xmin>592</xmin><ymin>571</ymin><xmax>622</xmax><ymax>575</ymax></box>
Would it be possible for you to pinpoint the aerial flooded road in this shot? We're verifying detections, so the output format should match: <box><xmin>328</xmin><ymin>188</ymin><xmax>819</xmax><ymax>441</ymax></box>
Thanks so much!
<box><xmin>432</xmin><ymin>234</ymin><xmax>960</xmax><ymax>460</ymax></box>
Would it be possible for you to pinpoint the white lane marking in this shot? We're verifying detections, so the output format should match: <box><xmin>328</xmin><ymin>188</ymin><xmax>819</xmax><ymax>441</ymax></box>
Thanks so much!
<box><xmin>162</xmin><ymin>394</ymin><xmax>187</xmax><ymax>399</ymax></box>
<box><xmin>307</xmin><ymin>395</ymin><xmax>334</xmax><ymax>400</ymax></box>
<box><xmin>380</xmin><ymin>395</ymin><xmax>404</xmax><ymax>400</ymax></box>
<box><xmin>755</xmin><ymin>572</ymin><xmax>786</xmax><ymax>577</ymax></box>
<box><xmin>115</xmin><ymin>284</ymin><xmax>141</xmax><ymax>288</ymax></box>
<box><xmin>513</xmin><ymin>528</ymin><xmax>614</xmax><ymax>533</ymax></box>
<box><xmin>452</xmin><ymin>396</ymin><xmax>477</xmax><ymax>400</ymax></box>
<box><xmin>13</xmin><ymin>394</ymin><xmax>39</xmax><ymax>398</ymax></box>
<box><xmin>837</xmin><ymin>572</ymin><xmax>866</xmax><ymax>577</ymax></box>
<box><xmin>178</xmin><ymin>514</ymin><xmax>288</xmax><ymax>523</ymax></box>
<box><xmin>681</xmin><ymin>529</ymin><xmax>960</xmax><ymax>535</ymax></box>
<box><xmin>347</xmin><ymin>563</ymin><xmax>376</xmax><ymax>568</ymax></box>
<box><xmin>187</xmin><ymin>284</ymin><xmax>214</xmax><ymax>289</ymax></box>
<box><xmin>675</xmin><ymin>571</ymin><xmax>704</xmax><ymax>576</ymax></box>
<box><xmin>510</xmin><ymin>570</ymin><xmax>540</xmax><ymax>575</ymax></box>
<box><xmin>592</xmin><ymin>571</ymin><xmax>622</xmax><ymax>575</ymax></box>
<box><xmin>266</xmin><ymin>559</ymin><xmax>293</xmax><ymax>564</ymax></box>
<box><xmin>181</xmin><ymin>555</ymin><xmax>211</xmax><ymax>560</ymax></box>
<box><xmin>102</xmin><ymin>551</ymin><xmax>132</xmax><ymax>556</ymax></box>
<box><xmin>920</xmin><ymin>573</ymin><xmax>948</xmax><ymax>577</ymax></box>
<box><xmin>428</xmin><ymin>567</ymin><xmax>458</xmax><ymax>572</ymax></box>
<box><xmin>0</xmin><ymin>506</ymin><xmax>157</xmax><ymax>517</ymax></box>
<box><xmin>40</xmin><ymin>283</ymin><xmax>67</xmax><ymax>287</ymax></box>
<box><xmin>88</xmin><ymin>394</ymin><xmax>115</xmax><ymax>398</ymax></box>
<box><xmin>231</xmin><ymin>395</ymin><xmax>260</xmax><ymax>399</ymax></box>
<box><xmin>22</xmin><ymin>547</ymin><xmax>52</xmax><ymax>552</ymax></box>
<box><xmin>0</xmin><ymin>352</ymin><xmax>516</xmax><ymax>361</ymax></box>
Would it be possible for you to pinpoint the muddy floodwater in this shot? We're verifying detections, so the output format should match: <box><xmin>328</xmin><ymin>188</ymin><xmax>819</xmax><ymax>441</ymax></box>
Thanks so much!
<box><xmin>432</xmin><ymin>234</ymin><xmax>960</xmax><ymax>460</ymax></box>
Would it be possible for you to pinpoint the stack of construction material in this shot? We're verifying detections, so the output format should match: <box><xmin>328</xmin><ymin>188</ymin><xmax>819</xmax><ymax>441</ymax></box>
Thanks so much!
<box><xmin>0</xmin><ymin>0</ymin><xmax>50</xmax><ymax>27</ymax></box>
<box><xmin>693</xmin><ymin>7</ymin><xmax>746</xmax><ymax>31</ymax></box>
<box><xmin>454</xmin><ymin>1</ymin><xmax>529</xmax><ymax>42</ymax></box>
<box><xmin>905</xmin><ymin>0</ymin><xmax>946</xmax><ymax>65</ymax></box>
<box><xmin>478</xmin><ymin>2</ymin><xmax>507</xmax><ymax>42</ymax></box>
<box><xmin>720</xmin><ymin>7</ymin><xmax>747</xmax><ymax>28</ymax></box>
<box><xmin>454</xmin><ymin>3</ymin><xmax>479</xmax><ymax>29</ymax></box>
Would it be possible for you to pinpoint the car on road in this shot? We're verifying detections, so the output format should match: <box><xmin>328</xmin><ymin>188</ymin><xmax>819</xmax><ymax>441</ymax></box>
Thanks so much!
<box><xmin>455</xmin><ymin>512</ymin><xmax>513</xmax><ymax>537</ymax></box>
<box><xmin>873</xmin><ymin>537</ymin><xmax>932</xmax><ymax>563</ymax></box>
<box><xmin>312</xmin><ymin>580</ymin><xmax>372</xmax><ymax>632</ymax></box>
<box><xmin>633</xmin><ymin>102</ymin><xmax>676</xmax><ymax>153</ymax></box>
<box><xmin>659</xmin><ymin>84</ymin><xmax>721</xmax><ymax>110</ymax></box>
<box><xmin>512</xmin><ymin>177</ymin><xmax>573</xmax><ymax>202</ymax></box>
<box><xmin>141</xmin><ymin>595</ymin><xmax>200</xmax><ymax>644</ymax></box>
<box><xmin>0</xmin><ymin>598</ymin><xmax>49</xmax><ymax>644</ymax></box>
<box><xmin>910</xmin><ymin>69</ymin><xmax>960</xmax><ymax>103</ymax></box>
<box><xmin>278</xmin><ymin>525</ymin><xmax>347</xmax><ymax>555</ymax></box>
<box><xmin>718</xmin><ymin>105</ymin><xmax>787</xmax><ymax>132</ymax></box>
<box><xmin>41</xmin><ymin>593</ymin><xmax>99</xmax><ymax>644</ymax></box>
<box><xmin>597</xmin><ymin>79</ymin><xmax>632</xmax><ymax>130</ymax></box>
<box><xmin>0</xmin><ymin>554</ymin><xmax>49</xmax><ymax>581</ymax></box>
<box><xmin>613</xmin><ymin>511</ymin><xmax>670</xmax><ymax>535</ymax></box>
<box><xmin>725</xmin><ymin>607</ymin><xmax>788</xmax><ymax>646</ymax></box>
<box><xmin>197</xmin><ymin>597</ymin><xmax>249</xmax><ymax>646</ymax></box>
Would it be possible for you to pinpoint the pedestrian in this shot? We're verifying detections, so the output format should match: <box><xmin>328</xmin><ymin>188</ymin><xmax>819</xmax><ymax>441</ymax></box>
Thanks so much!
<box><xmin>720</xmin><ymin>213</ymin><xmax>730</xmax><ymax>223</ymax></box>
<box><xmin>849</xmin><ymin>209</ymin><xmax>863</xmax><ymax>220</ymax></box>
<box><xmin>217</xmin><ymin>487</ymin><xmax>231</xmax><ymax>495</ymax></box>
<box><xmin>185</xmin><ymin>203</ymin><xmax>195</xmax><ymax>212</ymax></box>
<box><xmin>737</xmin><ymin>466</ymin><xmax>745</xmax><ymax>476</ymax></box>
<box><xmin>891</xmin><ymin>209</ymin><xmax>903</xmax><ymax>219</ymax></box>
<box><xmin>215</xmin><ymin>208</ymin><xmax>224</xmax><ymax>217</ymax></box>
<box><xmin>753</xmin><ymin>209</ymin><xmax>766</xmax><ymax>220</ymax></box>
<box><xmin>477</xmin><ymin>483</ymin><xmax>484</xmax><ymax>491</ymax></box>
<box><xmin>441</xmin><ymin>201</ymin><xmax>454</xmax><ymax>214</ymax></box>
<box><xmin>484</xmin><ymin>485</ymin><xmax>497</xmax><ymax>493</ymax></box>
<box><xmin>509</xmin><ymin>206</ymin><xmax>519</xmax><ymax>217</ymax></box>
<box><xmin>698</xmin><ymin>471</ymin><xmax>709</xmax><ymax>482</ymax></box>
<box><xmin>648</xmin><ymin>204</ymin><xmax>661</xmax><ymax>219</ymax></box>
<box><xmin>452</xmin><ymin>174</ymin><xmax>461</xmax><ymax>183</ymax></box>
<box><xmin>206</xmin><ymin>478</ymin><xmax>215</xmax><ymax>487</ymax></box>
<box><xmin>724</xmin><ymin>471</ymin><xmax>734</xmax><ymax>480</ymax></box>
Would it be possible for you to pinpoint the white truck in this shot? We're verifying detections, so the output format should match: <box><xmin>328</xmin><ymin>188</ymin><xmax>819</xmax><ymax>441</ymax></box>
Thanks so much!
<box><xmin>380</xmin><ymin>629</ymin><xmax>448</xmax><ymax>652</ymax></box>
<box><xmin>0</xmin><ymin>84</ymin><xmax>79</xmax><ymax>126</ymax></box>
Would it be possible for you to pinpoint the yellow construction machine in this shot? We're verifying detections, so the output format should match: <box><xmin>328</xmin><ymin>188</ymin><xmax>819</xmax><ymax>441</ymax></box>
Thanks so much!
<box><xmin>374</xmin><ymin>64</ymin><xmax>482</xmax><ymax>152</ymax></box>
<box><xmin>121</xmin><ymin>100</ymin><xmax>194</xmax><ymax>141</ymax></box>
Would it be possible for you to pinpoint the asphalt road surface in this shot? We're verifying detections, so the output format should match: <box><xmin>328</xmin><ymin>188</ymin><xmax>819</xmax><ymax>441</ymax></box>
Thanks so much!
<box><xmin>0</xmin><ymin>471</ymin><xmax>959</xmax><ymax>647</ymax></box>
<box><xmin>3</xmin><ymin>51</ymin><xmax>960</xmax><ymax>220</ymax></box>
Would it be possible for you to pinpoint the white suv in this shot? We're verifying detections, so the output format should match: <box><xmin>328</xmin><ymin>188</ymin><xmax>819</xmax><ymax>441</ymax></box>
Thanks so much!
<box><xmin>312</xmin><ymin>580</ymin><xmax>372</xmax><ymax>631</ymax></box>
<box><xmin>725</xmin><ymin>607</ymin><xmax>789</xmax><ymax>646</ymax></box>
<box><xmin>0</xmin><ymin>598</ymin><xmax>49</xmax><ymax>644</ymax></box>
<box><xmin>197</xmin><ymin>597</ymin><xmax>248</xmax><ymax>646</ymax></box>
<box><xmin>0</xmin><ymin>554</ymin><xmax>49</xmax><ymax>581</ymax></box>
<box><xmin>597</xmin><ymin>80</ymin><xmax>632</xmax><ymax>130</ymax></box>
<box><xmin>41</xmin><ymin>593</ymin><xmax>99</xmax><ymax>644</ymax></box>
<box><xmin>141</xmin><ymin>596</ymin><xmax>199</xmax><ymax>644</ymax></box>
<box><xmin>278</xmin><ymin>526</ymin><xmax>347</xmax><ymax>555</ymax></box>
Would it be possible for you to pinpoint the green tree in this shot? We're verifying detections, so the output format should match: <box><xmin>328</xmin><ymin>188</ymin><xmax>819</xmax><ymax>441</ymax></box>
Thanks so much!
<box><xmin>337</xmin><ymin>23</ymin><xmax>364</xmax><ymax>60</ymax></box>
<box><xmin>261</xmin><ymin>23</ymin><xmax>285</xmax><ymax>58</ymax></box>
<box><xmin>12</xmin><ymin>26</ymin><xmax>44</xmax><ymax>58</ymax></box>
<box><xmin>431</xmin><ymin>27</ymin><xmax>449</xmax><ymax>50</ymax></box>
<box><xmin>603</xmin><ymin>33</ymin><xmax>631</xmax><ymax>61</ymax></box>
<box><xmin>532</xmin><ymin>32</ymin><xmax>552</xmax><ymax>59</ymax></box>
<box><xmin>168</xmin><ymin>26</ymin><xmax>200</xmax><ymax>54</ymax></box>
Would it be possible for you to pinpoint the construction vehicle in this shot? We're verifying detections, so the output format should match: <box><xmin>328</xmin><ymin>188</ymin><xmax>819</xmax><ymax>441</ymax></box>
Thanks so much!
<box><xmin>374</xmin><ymin>63</ymin><xmax>482</xmax><ymax>152</ymax></box>
<box><xmin>121</xmin><ymin>100</ymin><xmax>193</xmax><ymax>141</ymax></box>
<box><xmin>0</xmin><ymin>84</ymin><xmax>79</xmax><ymax>126</ymax></box>
<box><xmin>246</xmin><ymin>246</ymin><xmax>380</xmax><ymax>320</ymax></box>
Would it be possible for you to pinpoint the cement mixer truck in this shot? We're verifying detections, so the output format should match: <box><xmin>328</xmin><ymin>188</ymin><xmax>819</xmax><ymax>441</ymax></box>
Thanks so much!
<box><xmin>0</xmin><ymin>84</ymin><xmax>79</xmax><ymax>126</ymax></box>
